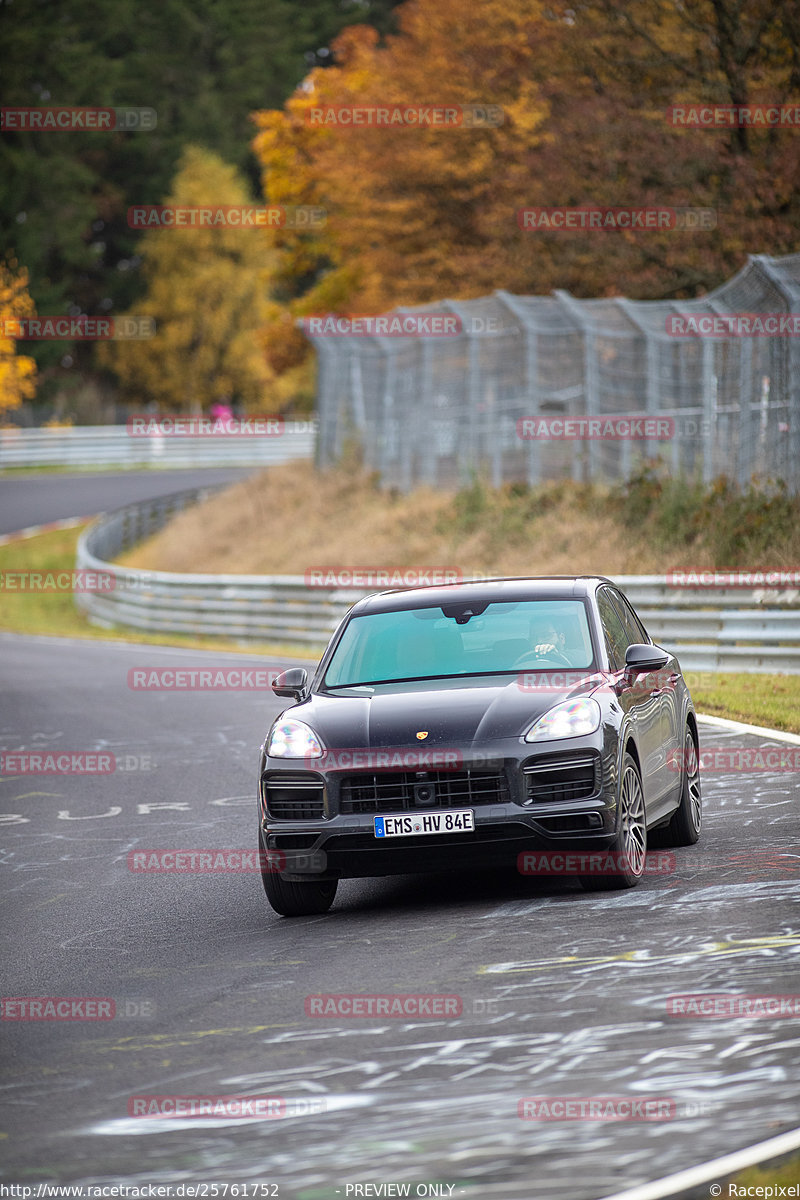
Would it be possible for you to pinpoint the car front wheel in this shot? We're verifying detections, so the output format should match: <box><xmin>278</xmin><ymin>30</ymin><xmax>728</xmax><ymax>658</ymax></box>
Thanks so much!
<box><xmin>579</xmin><ymin>751</ymin><xmax>647</xmax><ymax>891</ymax></box>
<box><xmin>259</xmin><ymin>830</ymin><xmax>338</xmax><ymax>916</ymax></box>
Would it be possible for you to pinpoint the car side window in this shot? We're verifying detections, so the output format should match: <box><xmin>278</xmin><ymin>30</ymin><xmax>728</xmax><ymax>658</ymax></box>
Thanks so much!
<box><xmin>596</xmin><ymin>589</ymin><xmax>630</xmax><ymax>670</ymax></box>
<box><xmin>608</xmin><ymin>588</ymin><xmax>649</xmax><ymax>646</ymax></box>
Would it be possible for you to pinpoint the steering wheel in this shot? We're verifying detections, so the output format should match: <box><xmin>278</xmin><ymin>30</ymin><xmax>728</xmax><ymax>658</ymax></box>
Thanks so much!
<box><xmin>514</xmin><ymin>648</ymin><xmax>573</xmax><ymax>669</ymax></box>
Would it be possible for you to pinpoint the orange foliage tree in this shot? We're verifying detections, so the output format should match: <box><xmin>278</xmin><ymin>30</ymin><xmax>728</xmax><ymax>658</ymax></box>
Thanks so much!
<box><xmin>252</xmin><ymin>0</ymin><xmax>800</xmax><ymax>383</ymax></box>
<box><xmin>0</xmin><ymin>258</ymin><xmax>37</xmax><ymax>417</ymax></box>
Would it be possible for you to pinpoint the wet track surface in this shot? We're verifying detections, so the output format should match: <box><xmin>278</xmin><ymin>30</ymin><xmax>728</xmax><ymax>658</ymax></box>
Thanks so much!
<box><xmin>1</xmin><ymin>633</ymin><xmax>799</xmax><ymax>1197</ymax></box>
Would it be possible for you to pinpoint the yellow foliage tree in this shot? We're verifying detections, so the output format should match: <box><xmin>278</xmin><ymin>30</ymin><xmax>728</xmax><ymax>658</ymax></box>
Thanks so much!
<box><xmin>101</xmin><ymin>146</ymin><xmax>277</xmax><ymax>414</ymax></box>
<box><xmin>0</xmin><ymin>258</ymin><xmax>37</xmax><ymax>416</ymax></box>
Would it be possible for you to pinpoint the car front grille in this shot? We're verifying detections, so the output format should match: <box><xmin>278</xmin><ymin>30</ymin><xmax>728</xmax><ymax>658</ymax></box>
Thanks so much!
<box><xmin>339</xmin><ymin>769</ymin><xmax>510</xmax><ymax>815</ymax></box>
<box><xmin>523</xmin><ymin>754</ymin><xmax>599</xmax><ymax>804</ymax></box>
<box><xmin>264</xmin><ymin>776</ymin><xmax>325</xmax><ymax>820</ymax></box>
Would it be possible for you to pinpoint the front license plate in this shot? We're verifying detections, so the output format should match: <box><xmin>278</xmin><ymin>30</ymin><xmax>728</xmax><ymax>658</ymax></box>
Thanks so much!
<box><xmin>374</xmin><ymin>810</ymin><xmax>475</xmax><ymax>838</ymax></box>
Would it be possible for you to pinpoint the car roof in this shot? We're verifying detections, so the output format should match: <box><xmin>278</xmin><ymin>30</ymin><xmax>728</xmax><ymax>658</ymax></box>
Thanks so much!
<box><xmin>348</xmin><ymin>576</ymin><xmax>615</xmax><ymax>616</ymax></box>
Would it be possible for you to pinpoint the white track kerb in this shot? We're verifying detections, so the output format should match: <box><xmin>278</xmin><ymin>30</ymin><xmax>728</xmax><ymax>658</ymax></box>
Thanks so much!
<box><xmin>596</xmin><ymin>1125</ymin><xmax>800</xmax><ymax>1200</ymax></box>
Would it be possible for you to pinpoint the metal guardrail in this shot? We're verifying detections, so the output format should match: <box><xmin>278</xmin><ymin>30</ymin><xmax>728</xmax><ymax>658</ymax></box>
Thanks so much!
<box><xmin>74</xmin><ymin>491</ymin><xmax>800</xmax><ymax>672</ymax></box>
<box><xmin>0</xmin><ymin>422</ymin><xmax>316</xmax><ymax>468</ymax></box>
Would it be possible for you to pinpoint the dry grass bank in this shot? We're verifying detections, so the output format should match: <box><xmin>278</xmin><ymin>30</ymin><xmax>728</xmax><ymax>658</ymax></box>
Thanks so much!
<box><xmin>120</xmin><ymin>462</ymin><xmax>689</xmax><ymax>577</ymax></box>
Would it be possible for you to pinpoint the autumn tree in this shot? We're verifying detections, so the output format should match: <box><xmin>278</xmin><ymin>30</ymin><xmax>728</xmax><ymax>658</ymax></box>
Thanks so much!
<box><xmin>100</xmin><ymin>147</ymin><xmax>276</xmax><ymax>414</ymax></box>
<box><xmin>0</xmin><ymin>259</ymin><xmax>37</xmax><ymax>417</ymax></box>
<box><xmin>252</xmin><ymin>0</ymin><xmax>800</xmax><ymax>367</ymax></box>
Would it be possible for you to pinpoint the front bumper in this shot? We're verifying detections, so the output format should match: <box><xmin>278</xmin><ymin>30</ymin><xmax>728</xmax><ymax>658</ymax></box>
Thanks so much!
<box><xmin>259</xmin><ymin>736</ymin><xmax>620</xmax><ymax>881</ymax></box>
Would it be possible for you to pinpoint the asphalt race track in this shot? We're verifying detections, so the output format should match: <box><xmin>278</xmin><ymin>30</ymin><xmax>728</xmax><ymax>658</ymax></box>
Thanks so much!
<box><xmin>0</xmin><ymin>470</ymin><xmax>254</xmax><ymax>537</ymax></box>
<box><xmin>2</xmin><ymin>633</ymin><xmax>799</xmax><ymax>1197</ymax></box>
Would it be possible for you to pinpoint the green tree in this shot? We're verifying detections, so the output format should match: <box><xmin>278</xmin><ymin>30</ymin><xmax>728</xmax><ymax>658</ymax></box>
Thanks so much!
<box><xmin>0</xmin><ymin>0</ymin><xmax>403</xmax><ymax>398</ymax></box>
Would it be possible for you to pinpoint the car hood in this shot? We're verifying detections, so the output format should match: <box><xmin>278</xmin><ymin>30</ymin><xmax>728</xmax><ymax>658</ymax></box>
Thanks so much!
<box><xmin>277</xmin><ymin>672</ymin><xmax>604</xmax><ymax>751</ymax></box>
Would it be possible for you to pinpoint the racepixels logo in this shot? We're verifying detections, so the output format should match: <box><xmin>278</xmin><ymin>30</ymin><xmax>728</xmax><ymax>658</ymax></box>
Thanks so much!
<box><xmin>667</xmin><ymin>994</ymin><xmax>800</xmax><ymax>1018</ymax></box>
<box><xmin>304</xmin><ymin>567</ymin><xmax>462</xmax><ymax>588</ymax></box>
<box><xmin>1</xmin><ymin>106</ymin><xmax>156</xmax><ymax>131</ymax></box>
<box><xmin>666</xmin><ymin>104</ymin><xmax>800</xmax><ymax>127</ymax></box>
<box><xmin>127</xmin><ymin>416</ymin><xmax>284</xmax><ymax>437</ymax></box>
<box><xmin>517</xmin><ymin>416</ymin><xmax>674</xmax><ymax>441</ymax></box>
<box><xmin>518</xmin><ymin>1097</ymin><xmax>675</xmax><ymax>1121</ymax></box>
<box><xmin>1</xmin><ymin>317</ymin><xmax>154</xmax><ymax>340</ymax></box>
<box><xmin>127</xmin><ymin>1095</ymin><xmax>326</xmax><ymax>1118</ymax></box>
<box><xmin>518</xmin><ymin>851</ymin><xmax>676</xmax><ymax>876</ymax></box>
<box><xmin>127</xmin><ymin>205</ymin><xmax>325</xmax><ymax>229</ymax></box>
<box><xmin>300</xmin><ymin>314</ymin><xmax>461</xmax><ymax>338</ymax></box>
<box><xmin>667</xmin><ymin>747</ymin><xmax>800</xmax><ymax>773</ymax></box>
<box><xmin>305</xmin><ymin>994</ymin><xmax>462</xmax><ymax>1018</ymax></box>
<box><xmin>666</xmin><ymin>313</ymin><xmax>800</xmax><ymax>337</ymax></box>
<box><xmin>517</xmin><ymin>207</ymin><xmax>715</xmax><ymax>231</ymax></box>
<box><xmin>305</xmin><ymin>103</ymin><xmax>504</xmax><ymax>128</ymax></box>
<box><xmin>127</xmin><ymin>667</ymin><xmax>283</xmax><ymax>690</ymax></box>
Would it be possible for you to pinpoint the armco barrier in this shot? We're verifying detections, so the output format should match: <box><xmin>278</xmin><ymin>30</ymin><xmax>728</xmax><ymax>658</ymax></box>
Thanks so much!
<box><xmin>0</xmin><ymin>422</ymin><xmax>315</xmax><ymax>469</ymax></box>
<box><xmin>74</xmin><ymin>493</ymin><xmax>800</xmax><ymax>670</ymax></box>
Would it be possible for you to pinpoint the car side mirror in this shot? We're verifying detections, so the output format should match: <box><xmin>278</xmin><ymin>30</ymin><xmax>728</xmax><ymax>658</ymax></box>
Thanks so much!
<box><xmin>272</xmin><ymin>667</ymin><xmax>309</xmax><ymax>700</ymax></box>
<box><xmin>624</xmin><ymin>643</ymin><xmax>670</xmax><ymax>673</ymax></box>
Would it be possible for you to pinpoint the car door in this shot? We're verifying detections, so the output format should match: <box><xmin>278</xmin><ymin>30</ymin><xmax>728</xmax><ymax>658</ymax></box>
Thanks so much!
<box><xmin>596</xmin><ymin>587</ymin><xmax>670</xmax><ymax>810</ymax></box>
<box><xmin>609</xmin><ymin>587</ymin><xmax>683</xmax><ymax>807</ymax></box>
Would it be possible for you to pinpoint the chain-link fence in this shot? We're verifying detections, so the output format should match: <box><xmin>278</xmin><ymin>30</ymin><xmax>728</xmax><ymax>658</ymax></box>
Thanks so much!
<box><xmin>305</xmin><ymin>253</ymin><xmax>800</xmax><ymax>492</ymax></box>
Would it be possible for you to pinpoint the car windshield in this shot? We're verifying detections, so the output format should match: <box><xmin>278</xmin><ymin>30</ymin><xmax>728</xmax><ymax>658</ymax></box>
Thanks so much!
<box><xmin>323</xmin><ymin>598</ymin><xmax>595</xmax><ymax>687</ymax></box>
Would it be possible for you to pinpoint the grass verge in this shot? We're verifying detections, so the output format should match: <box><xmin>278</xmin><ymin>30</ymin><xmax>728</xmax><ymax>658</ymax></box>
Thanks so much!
<box><xmin>0</xmin><ymin>524</ymin><xmax>321</xmax><ymax>660</ymax></box>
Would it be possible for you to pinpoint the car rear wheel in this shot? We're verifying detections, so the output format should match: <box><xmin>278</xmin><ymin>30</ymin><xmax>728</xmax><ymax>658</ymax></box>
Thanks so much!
<box><xmin>259</xmin><ymin>830</ymin><xmax>338</xmax><ymax>916</ymax></box>
<box><xmin>663</xmin><ymin>725</ymin><xmax>702</xmax><ymax>846</ymax></box>
<box><xmin>579</xmin><ymin>752</ymin><xmax>646</xmax><ymax>891</ymax></box>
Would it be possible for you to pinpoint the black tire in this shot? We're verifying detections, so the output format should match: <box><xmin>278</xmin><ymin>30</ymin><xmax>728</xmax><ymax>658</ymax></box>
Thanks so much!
<box><xmin>258</xmin><ymin>829</ymin><xmax>337</xmax><ymax>916</ymax></box>
<box><xmin>579</xmin><ymin>752</ymin><xmax>647</xmax><ymax>891</ymax></box>
<box><xmin>262</xmin><ymin>870</ymin><xmax>338</xmax><ymax>916</ymax></box>
<box><xmin>662</xmin><ymin>725</ymin><xmax>702</xmax><ymax>846</ymax></box>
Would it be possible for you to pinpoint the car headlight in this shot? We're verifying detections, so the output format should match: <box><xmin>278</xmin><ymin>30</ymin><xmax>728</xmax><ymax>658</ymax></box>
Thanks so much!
<box><xmin>524</xmin><ymin>698</ymin><xmax>601</xmax><ymax>742</ymax></box>
<box><xmin>267</xmin><ymin>718</ymin><xmax>325</xmax><ymax>758</ymax></box>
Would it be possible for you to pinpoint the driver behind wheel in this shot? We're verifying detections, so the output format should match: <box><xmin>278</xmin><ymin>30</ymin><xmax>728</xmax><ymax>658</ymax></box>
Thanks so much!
<box><xmin>531</xmin><ymin>618</ymin><xmax>566</xmax><ymax>659</ymax></box>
